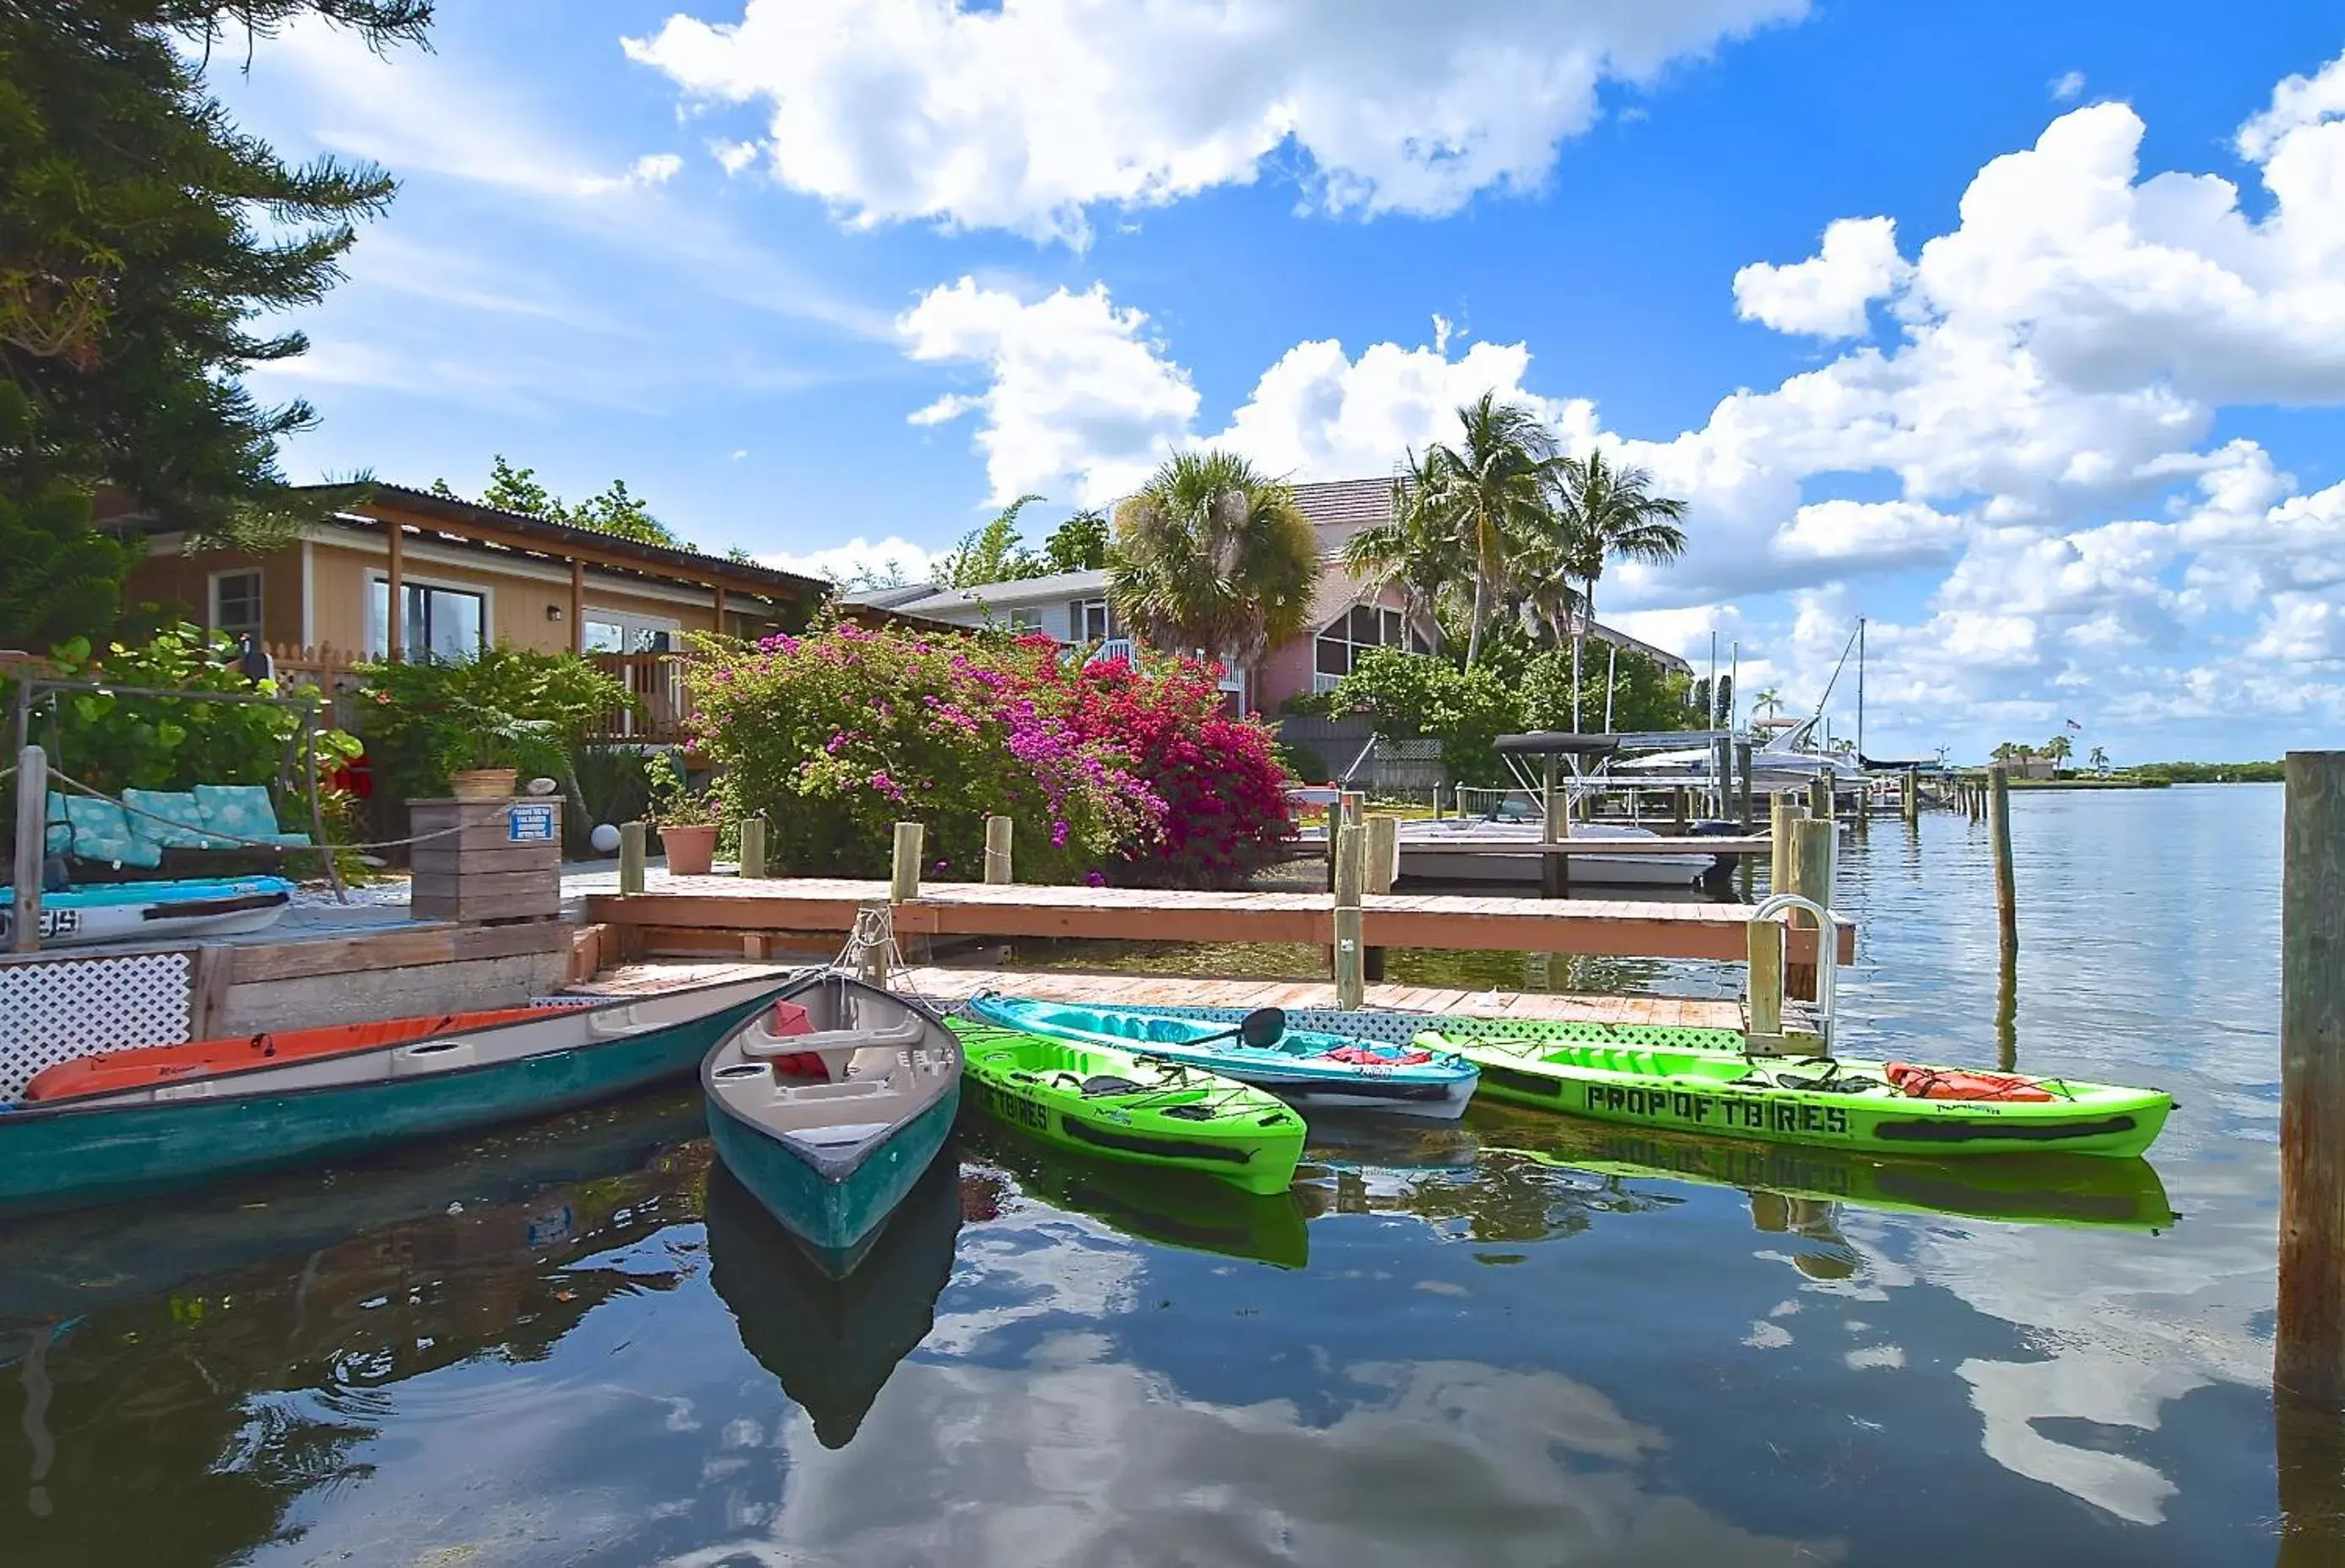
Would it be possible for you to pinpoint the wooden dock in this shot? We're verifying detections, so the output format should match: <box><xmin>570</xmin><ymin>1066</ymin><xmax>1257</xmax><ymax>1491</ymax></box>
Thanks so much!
<box><xmin>584</xmin><ymin>876</ymin><xmax>1854</xmax><ymax>964</ymax></box>
<box><xmin>575</xmin><ymin>960</ymin><xmax>1750</xmax><ymax>1030</ymax></box>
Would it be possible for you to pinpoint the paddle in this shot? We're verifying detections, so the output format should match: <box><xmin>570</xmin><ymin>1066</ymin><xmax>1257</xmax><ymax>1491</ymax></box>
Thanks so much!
<box><xmin>1190</xmin><ymin>1007</ymin><xmax>1286</xmax><ymax>1050</ymax></box>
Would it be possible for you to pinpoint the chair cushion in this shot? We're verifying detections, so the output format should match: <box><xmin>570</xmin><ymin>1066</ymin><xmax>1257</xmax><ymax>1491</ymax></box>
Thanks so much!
<box><xmin>122</xmin><ymin>788</ymin><xmax>213</xmax><ymax>850</ymax></box>
<box><xmin>58</xmin><ymin>796</ymin><xmax>161</xmax><ymax>868</ymax></box>
<box><xmin>45</xmin><ymin>792</ymin><xmax>69</xmax><ymax>855</ymax></box>
<box><xmin>192</xmin><ymin>784</ymin><xmax>284</xmax><ymax>845</ymax></box>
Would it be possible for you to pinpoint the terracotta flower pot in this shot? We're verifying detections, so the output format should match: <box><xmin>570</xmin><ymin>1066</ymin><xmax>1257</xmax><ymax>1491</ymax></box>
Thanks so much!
<box><xmin>450</xmin><ymin>767</ymin><xmax>519</xmax><ymax>800</ymax></box>
<box><xmin>659</xmin><ymin>822</ymin><xmax>720</xmax><ymax>876</ymax></box>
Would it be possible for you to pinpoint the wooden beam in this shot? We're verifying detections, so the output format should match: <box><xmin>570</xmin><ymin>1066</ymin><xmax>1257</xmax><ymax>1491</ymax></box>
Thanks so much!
<box><xmin>891</xmin><ymin>822</ymin><xmax>924</xmax><ymax>903</ymax></box>
<box><xmin>983</xmin><ymin>815</ymin><xmax>1013</xmax><ymax>884</ymax></box>
<box><xmin>12</xmin><ymin>743</ymin><xmax>46</xmax><ymax>953</ymax></box>
<box><xmin>361</xmin><ymin>501</ymin><xmax>806</xmax><ymax>603</ymax></box>
<box><xmin>386</xmin><ymin>521</ymin><xmax>406</xmax><ymax>662</ymax></box>
<box><xmin>713</xmin><ymin>583</ymin><xmax>728</xmax><ymax>639</ymax></box>
<box><xmin>570</xmin><ymin>558</ymin><xmax>586</xmax><ymax>655</ymax></box>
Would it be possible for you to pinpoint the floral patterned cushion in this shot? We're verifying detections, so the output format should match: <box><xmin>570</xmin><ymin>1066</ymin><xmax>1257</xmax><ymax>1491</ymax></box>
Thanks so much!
<box><xmin>122</xmin><ymin>788</ymin><xmax>213</xmax><ymax>850</ymax></box>
<box><xmin>45</xmin><ymin>792</ymin><xmax>69</xmax><ymax>855</ymax></box>
<box><xmin>192</xmin><ymin>784</ymin><xmax>283</xmax><ymax>845</ymax></box>
<box><xmin>58</xmin><ymin>795</ymin><xmax>161</xmax><ymax>868</ymax></box>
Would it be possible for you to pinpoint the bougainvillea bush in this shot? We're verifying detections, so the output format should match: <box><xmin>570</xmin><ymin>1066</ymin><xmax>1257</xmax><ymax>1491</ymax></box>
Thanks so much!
<box><xmin>686</xmin><ymin>620</ymin><xmax>1293</xmax><ymax>887</ymax></box>
<box><xmin>1062</xmin><ymin>653</ymin><xmax>1294</xmax><ymax>886</ymax></box>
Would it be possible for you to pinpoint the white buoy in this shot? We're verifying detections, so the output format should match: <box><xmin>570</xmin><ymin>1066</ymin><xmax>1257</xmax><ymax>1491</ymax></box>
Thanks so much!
<box><xmin>590</xmin><ymin>823</ymin><xmax>621</xmax><ymax>854</ymax></box>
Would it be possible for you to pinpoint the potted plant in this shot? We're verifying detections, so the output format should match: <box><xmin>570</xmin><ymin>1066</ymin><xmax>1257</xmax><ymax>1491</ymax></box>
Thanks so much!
<box><xmin>440</xmin><ymin>709</ymin><xmax>564</xmax><ymax>799</ymax></box>
<box><xmin>646</xmin><ymin>748</ymin><xmax>720</xmax><ymax>874</ymax></box>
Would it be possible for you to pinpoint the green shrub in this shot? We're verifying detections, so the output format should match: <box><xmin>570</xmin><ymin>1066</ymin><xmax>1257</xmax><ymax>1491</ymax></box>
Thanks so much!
<box><xmin>1520</xmin><ymin>644</ymin><xmax>1697</xmax><ymax>734</ymax></box>
<box><xmin>1329</xmin><ymin>647</ymin><xmax>1515</xmax><ymax>784</ymax></box>
<box><xmin>354</xmin><ymin>646</ymin><xmax>630</xmax><ymax>801</ymax></box>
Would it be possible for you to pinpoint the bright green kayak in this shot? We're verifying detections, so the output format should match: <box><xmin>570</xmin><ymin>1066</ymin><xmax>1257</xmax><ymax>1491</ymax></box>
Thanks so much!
<box><xmin>948</xmin><ymin>1020</ymin><xmax>1305</xmax><ymax>1195</ymax></box>
<box><xmin>1428</xmin><ymin>1033</ymin><xmax>2172</xmax><ymax>1159</ymax></box>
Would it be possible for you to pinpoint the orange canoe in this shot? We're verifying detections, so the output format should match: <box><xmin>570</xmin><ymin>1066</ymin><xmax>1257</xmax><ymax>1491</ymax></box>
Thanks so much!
<box><xmin>24</xmin><ymin>1007</ymin><xmax>574</xmax><ymax>1104</ymax></box>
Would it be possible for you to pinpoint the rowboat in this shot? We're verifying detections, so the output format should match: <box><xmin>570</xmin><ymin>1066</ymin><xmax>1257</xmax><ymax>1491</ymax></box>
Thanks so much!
<box><xmin>705</xmin><ymin>1150</ymin><xmax>962</xmax><ymax>1448</ymax></box>
<box><xmin>701</xmin><ymin>972</ymin><xmax>963</xmax><ymax>1275</ymax></box>
<box><xmin>950</xmin><ymin>1018</ymin><xmax>1305</xmax><ymax>1195</ymax></box>
<box><xmin>1430</xmin><ymin>1032</ymin><xmax>2171</xmax><ymax>1158</ymax></box>
<box><xmin>962</xmin><ymin>1120</ymin><xmax>1310</xmax><ymax>1268</ymax></box>
<box><xmin>0</xmin><ymin>974</ymin><xmax>793</xmax><ymax>1213</ymax></box>
<box><xmin>964</xmin><ymin>994</ymin><xmax>1478</xmax><ymax>1119</ymax></box>
<box><xmin>0</xmin><ymin>875</ymin><xmax>293</xmax><ymax>947</ymax></box>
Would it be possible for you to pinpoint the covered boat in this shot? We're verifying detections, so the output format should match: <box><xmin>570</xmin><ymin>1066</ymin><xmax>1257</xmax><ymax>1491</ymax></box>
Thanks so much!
<box><xmin>0</xmin><ymin>974</ymin><xmax>794</xmax><ymax>1212</ymax></box>
<box><xmin>701</xmin><ymin>973</ymin><xmax>962</xmax><ymax>1275</ymax></box>
<box><xmin>950</xmin><ymin>1019</ymin><xmax>1305</xmax><ymax>1195</ymax></box>
<box><xmin>0</xmin><ymin>875</ymin><xmax>293</xmax><ymax>947</ymax></box>
<box><xmin>1428</xmin><ymin>1032</ymin><xmax>2171</xmax><ymax>1158</ymax></box>
<box><xmin>964</xmin><ymin>994</ymin><xmax>1478</xmax><ymax>1119</ymax></box>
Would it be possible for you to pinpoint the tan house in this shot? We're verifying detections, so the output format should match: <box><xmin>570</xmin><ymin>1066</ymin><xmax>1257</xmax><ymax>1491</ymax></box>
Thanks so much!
<box><xmin>119</xmin><ymin>484</ymin><xmax>833</xmax><ymax>738</ymax></box>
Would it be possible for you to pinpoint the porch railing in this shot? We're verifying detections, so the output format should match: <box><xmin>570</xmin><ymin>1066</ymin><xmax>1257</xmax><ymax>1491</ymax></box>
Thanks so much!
<box><xmin>587</xmin><ymin>652</ymin><xmax>694</xmax><ymax>743</ymax></box>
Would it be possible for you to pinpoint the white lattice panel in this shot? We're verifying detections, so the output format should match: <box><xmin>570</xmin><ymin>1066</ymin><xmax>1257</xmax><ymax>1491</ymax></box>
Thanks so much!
<box><xmin>0</xmin><ymin>953</ymin><xmax>192</xmax><ymax>1100</ymax></box>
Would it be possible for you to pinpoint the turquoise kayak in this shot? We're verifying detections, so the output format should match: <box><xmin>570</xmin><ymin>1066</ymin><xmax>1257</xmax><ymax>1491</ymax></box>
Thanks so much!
<box><xmin>963</xmin><ymin>994</ymin><xmax>1478</xmax><ymax>1120</ymax></box>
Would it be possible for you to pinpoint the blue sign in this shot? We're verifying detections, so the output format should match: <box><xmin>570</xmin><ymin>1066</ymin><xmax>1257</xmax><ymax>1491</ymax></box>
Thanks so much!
<box><xmin>506</xmin><ymin>803</ymin><xmax>558</xmax><ymax>844</ymax></box>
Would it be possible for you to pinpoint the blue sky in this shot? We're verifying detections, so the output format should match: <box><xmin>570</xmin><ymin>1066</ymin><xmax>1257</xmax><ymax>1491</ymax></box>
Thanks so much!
<box><xmin>216</xmin><ymin>1</ymin><xmax>2345</xmax><ymax>760</ymax></box>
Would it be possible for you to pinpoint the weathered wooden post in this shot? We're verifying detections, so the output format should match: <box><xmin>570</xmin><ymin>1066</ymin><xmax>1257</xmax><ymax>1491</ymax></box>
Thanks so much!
<box><xmin>1333</xmin><ymin>819</ymin><xmax>1366</xmax><ymax>1009</ymax></box>
<box><xmin>1735</xmin><ymin>741</ymin><xmax>1754</xmax><ymax>829</ymax></box>
<box><xmin>983</xmin><ymin>814</ymin><xmax>1013</xmax><ymax>884</ymax></box>
<box><xmin>1784</xmin><ymin>815</ymin><xmax>1833</xmax><ymax>1003</ymax></box>
<box><xmin>1672</xmin><ymin>787</ymin><xmax>1689</xmax><ymax>833</ymax></box>
<box><xmin>1769</xmin><ymin>794</ymin><xmax>1806</xmax><ymax>895</ymax></box>
<box><xmin>2277</xmin><ymin>752</ymin><xmax>2345</xmax><ymax>1407</ymax></box>
<box><xmin>1745</xmin><ymin>912</ymin><xmax>1786</xmax><ymax>1055</ymax></box>
<box><xmin>618</xmin><ymin>821</ymin><xmax>646</xmax><ymax>896</ymax></box>
<box><xmin>1363</xmin><ymin>813</ymin><xmax>1397</xmax><ymax>982</ymax></box>
<box><xmin>738</xmin><ymin>814</ymin><xmax>766</xmax><ymax>879</ymax></box>
<box><xmin>854</xmin><ymin>902</ymin><xmax>892</xmax><ymax>988</ymax></box>
<box><xmin>1809</xmin><ymin>767</ymin><xmax>1834</xmax><ymax>827</ymax></box>
<box><xmin>1901</xmin><ymin>770</ymin><xmax>1920</xmax><ymax>826</ymax></box>
<box><xmin>1988</xmin><ymin>764</ymin><xmax>2018</xmax><ymax>955</ymax></box>
<box><xmin>890</xmin><ymin>821</ymin><xmax>924</xmax><ymax>904</ymax></box>
<box><xmin>11</xmin><ymin>743</ymin><xmax>46</xmax><ymax>953</ymax></box>
<box><xmin>1540</xmin><ymin>754</ymin><xmax>1570</xmax><ymax>899</ymax></box>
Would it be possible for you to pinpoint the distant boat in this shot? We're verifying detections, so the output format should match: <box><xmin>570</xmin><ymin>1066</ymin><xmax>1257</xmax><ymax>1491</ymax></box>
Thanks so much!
<box><xmin>1390</xmin><ymin>817</ymin><xmax>1726</xmax><ymax>887</ymax></box>
<box><xmin>705</xmin><ymin>1150</ymin><xmax>963</xmax><ymax>1449</ymax></box>
<box><xmin>701</xmin><ymin>973</ymin><xmax>962</xmax><ymax>1275</ymax></box>
<box><xmin>0</xmin><ymin>975</ymin><xmax>792</xmax><ymax>1214</ymax></box>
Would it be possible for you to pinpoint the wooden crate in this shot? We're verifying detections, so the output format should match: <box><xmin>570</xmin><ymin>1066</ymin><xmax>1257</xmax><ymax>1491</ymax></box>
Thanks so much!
<box><xmin>408</xmin><ymin>798</ymin><xmax>562</xmax><ymax>923</ymax></box>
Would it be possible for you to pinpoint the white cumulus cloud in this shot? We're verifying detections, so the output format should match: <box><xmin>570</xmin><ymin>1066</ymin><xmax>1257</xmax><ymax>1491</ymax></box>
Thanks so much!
<box><xmin>624</xmin><ymin>0</ymin><xmax>1811</xmax><ymax>246</ymax></box>
<box><xmin>1732</xmin><ymin>216</ymin><xmax>1911</xmax><ymax>338</ymax></box>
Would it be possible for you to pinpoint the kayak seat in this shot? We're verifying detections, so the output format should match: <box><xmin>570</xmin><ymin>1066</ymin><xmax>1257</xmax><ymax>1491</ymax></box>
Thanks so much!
<box><xmin>1162</xmin><ymin>1104</ymin><xmax>1214</xmax><ymax>1121</ymax></box>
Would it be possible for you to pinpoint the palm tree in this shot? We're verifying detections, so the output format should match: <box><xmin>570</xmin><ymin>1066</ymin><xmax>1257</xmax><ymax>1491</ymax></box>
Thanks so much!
<box><xmin>1342</xmin><ymin>450</ymin><xmax>1468</xmax><ymax>652</ymax></box>
<box><xmin>2088</xmin><ymin>744</ymin><xmax>2110</xmax><ymax>772</ymax></box>
<box><xmin>1753</xmin><ymin>687</ymin><xmax>1785</xmax><ymax>719</ymax></box>
<box><xmin>1416</xmin><ymin>392</ymin><xmax>1559</xmax><ymax>666</ymax></box>
<box><xmin>2044</xmin><ymin>734</ymin><xmax>2072</xmax><ymax>770</ymax></box>
<box><xmin>1107</xmin><ymin>450</ymin><xmax>1318</xmax><ymax>672</ymax></box>
<box><xmin>1544</xmin><ymin>449</ymin><xmax>1689</xmax><ymax>631</ymax></box>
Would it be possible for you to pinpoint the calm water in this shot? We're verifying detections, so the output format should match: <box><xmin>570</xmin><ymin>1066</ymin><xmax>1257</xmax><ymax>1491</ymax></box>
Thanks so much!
<box><xmin>1</xmin><ymin>785</ymin><xmax>2316</xmax><ymax>1566</ymax></box>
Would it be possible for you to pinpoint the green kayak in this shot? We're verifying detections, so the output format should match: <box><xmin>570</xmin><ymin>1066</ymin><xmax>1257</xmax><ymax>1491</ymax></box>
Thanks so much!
<box><xmin>948</xmin><ymin>1020</ymin><xmax>1305</xmax><ymax>1195</ymax></box>
<box><xmin>1429</xmin><ymin>1033</ymin><xmax>2171</xmax><ymax>1159</ymax></box>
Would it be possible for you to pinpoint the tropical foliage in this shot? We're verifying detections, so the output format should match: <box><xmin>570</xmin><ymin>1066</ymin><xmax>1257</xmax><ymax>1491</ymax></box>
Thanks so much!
<box><xmin>0</xmin><ymin>3</ymin><xmax>428</xmax><ymax>552</ymax></box>
<box><xmin>1338</xmin><ymin>395</ymin><xmax>1689</xmax><ymax>667</ymax></box>
<box><xmin>353</xmin><ymin>646</ymin><xmax>629</xmax><ymax>801</ymax></box>
<box><xmin>430</xmin><ymin>457</ymin><xmax>689</xmax><ymax>549</ymax></box>
<box><xmin>931</xmin><ymin>497</ymin><xmax>1112</xmax><ymax>587</ymax></box>
<box><xmin>1108</xmin><ymin>451</ymin><xmax>1318</xmax><ymax>668</ymax></box>
<box><xmin>0</xmin><ymin>390</ymin><xmax>132</xmax><ymax>649</ymax></box>
<box><xmin>685</xmin><ymin>620</ymin><xmax>1293</xmax><ymax>887</ymax></box>
<box><xmin>8</xmin><ymin>624</ymin><xmax>360</xmax><ymax>796</ymax></box>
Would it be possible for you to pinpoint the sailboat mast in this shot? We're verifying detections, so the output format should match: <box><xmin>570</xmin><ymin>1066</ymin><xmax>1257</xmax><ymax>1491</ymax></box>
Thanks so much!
<box><xmin>1856</xmin><ymin>618</ymin><xmax>1866</xmax><ymax>767</ymax></box>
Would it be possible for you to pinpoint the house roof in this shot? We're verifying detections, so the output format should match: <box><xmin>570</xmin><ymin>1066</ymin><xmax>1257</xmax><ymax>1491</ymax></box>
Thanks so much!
<box><xmin>303</xmin><ymin>484</ymin><xmax>834</xmax><ymax>601</ymax></box>
<box><xmin>1290</xmin><ymin>475</ymin><xmax>1398</xmax><ymax>547</ymax></box>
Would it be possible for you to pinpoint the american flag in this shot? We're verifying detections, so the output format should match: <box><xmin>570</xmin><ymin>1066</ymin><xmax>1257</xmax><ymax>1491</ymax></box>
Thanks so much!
<box><xmin>2065</xmin><ymin>717</ymin><xmax>2083</xmax><ymax>731</ymax></box>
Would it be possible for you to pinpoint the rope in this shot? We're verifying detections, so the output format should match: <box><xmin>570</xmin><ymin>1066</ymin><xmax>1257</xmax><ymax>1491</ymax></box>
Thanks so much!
<box><xmin>43</xmin><ymin>767</ymin><xmax>475</xmax><ymax>853</ymax></box>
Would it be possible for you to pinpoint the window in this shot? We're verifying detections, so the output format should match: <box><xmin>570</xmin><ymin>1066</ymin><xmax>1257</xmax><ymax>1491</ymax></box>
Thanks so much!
<box><xmin>582</xmin><ymin>613</ymin><xmax>676</xmax><ymax>653</ymax></box>
<box><xmin>1078</xmin><ymin>599</ymin><xmax>1110</xmax><ymax>641</ymax></box>
<box><xmin>1313</xmin><ymin>601</ymin><xmax>1424</xmax><ymax>684</ymax></box>
<box><xmin>212</xmin><ymin>571</ymin><xmax>263</xmax><ymax>640</ymax></box>
<box><xmin>1005</xmin><ymin>607</ymin><xmax>1044</xmax><ymax>631</ymax></box>
<box><xmin>370</xmin><ymin>579</ymin><xmax>485</xmax><ymax>662</ymax></box>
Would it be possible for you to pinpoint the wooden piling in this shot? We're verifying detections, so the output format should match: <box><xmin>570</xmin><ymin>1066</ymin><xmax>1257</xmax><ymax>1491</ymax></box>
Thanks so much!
<box><xmin>1333</xmin><ymin>819</ymin><xmax>1366</xmax><ymax>1009</ymax></box>
<box><xmin>1808</xmin><ymin>768</ymin><xmax>1834</xmax><ymax>827</ymax></box>
<box><xmin>618</xmin><ymin>821</ymin><xmax>646</xmax><ymax>896</ymax></box>
<box><xmin>1901</xmin><ymin>770</ymin><xmax>1919</xmax><ymax>825</ymax></box>
<box><xmin>1769</xmin><ymin>794</ymin><xmax>1806</xmax><ymax>895</ymax></box>
<box><xmin>1735</xmin><ymin>741</ymin><xmax>1754</xmax><ymax>829</ymax></box>
<box><xmin>2278</xmin><ymin>752</ymin><xmax>2345</xmax><ymax>1406</ymax></box>
<box><xmin>1988</xmin><ymin>765</ymin><xmax>2018</xmax><ymax>955</ymax></box>
<box><xmin>983</xmin><ymin>814</ymin><xmax>1013</xmax><ymax>884</ymax></box>
<box><xmin>11</xmin><ymin>743</ymin><xmax>46</xmax><ymax>953</ymax></box>
<box><xmin>1363</xmin><ymin>813</ymin><xmax>1397</xmax><ymax>981</ymax></box>
<box><xmin>890</xmin><ymin>821</ymin><xmax>924</xmax><ymax>904</ymax></box>
<box><xmin>854</xmin><ymin>900</ymin><xmax>892</xmax><ymax>988</ymax></box>
<box><xmin>1541</xmin><ymin>755</ymin><xmax>1570</xmax><ymax>899</ymax></box>
<box><xmin>738</xmin><ymin>815</ymin><xmax>766</xmax><ymax>879</ymax></box>
<box><xmin>1785</xmin><ymin>815</ymin><xmax>1833</xmax><ymax>1002</ymax></box>
<box><xmin>1745</xmin><ymin>916</ymin><xmax>1786</xmax><ymax>1054</ymax></box>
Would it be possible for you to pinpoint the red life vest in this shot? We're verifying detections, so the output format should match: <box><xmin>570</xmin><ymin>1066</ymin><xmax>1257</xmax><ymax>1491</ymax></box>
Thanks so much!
<box><xmin>1885</xmin><ymin>1062</ymin><xmax>2054</xmax><ymax>1102</ymax></box>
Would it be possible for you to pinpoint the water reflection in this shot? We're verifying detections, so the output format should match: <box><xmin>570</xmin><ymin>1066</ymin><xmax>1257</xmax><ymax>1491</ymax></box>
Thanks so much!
<box><xmin>705</xmin><ymin>1154</ymin><xmax>964</xmax><ymax>1449</ymax></box>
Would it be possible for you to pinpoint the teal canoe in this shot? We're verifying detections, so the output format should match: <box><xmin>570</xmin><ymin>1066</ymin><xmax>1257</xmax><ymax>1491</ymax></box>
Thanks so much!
<box><xmin>702</xmin><ymin>973</ymin><xmax>963</xmax><ymax>1275</ymax></box>
<box><xmin>0</xmin><ymin>975</ymin><xmax>793</xmax><ymax>1214</ymax></box>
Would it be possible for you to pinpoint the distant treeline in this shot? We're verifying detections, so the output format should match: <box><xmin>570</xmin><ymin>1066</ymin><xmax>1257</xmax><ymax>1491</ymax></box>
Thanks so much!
<box><xmin>2124</xmin><ymin>760</ymin><xmax>2285</xmax><ymax>784</ymax></box>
